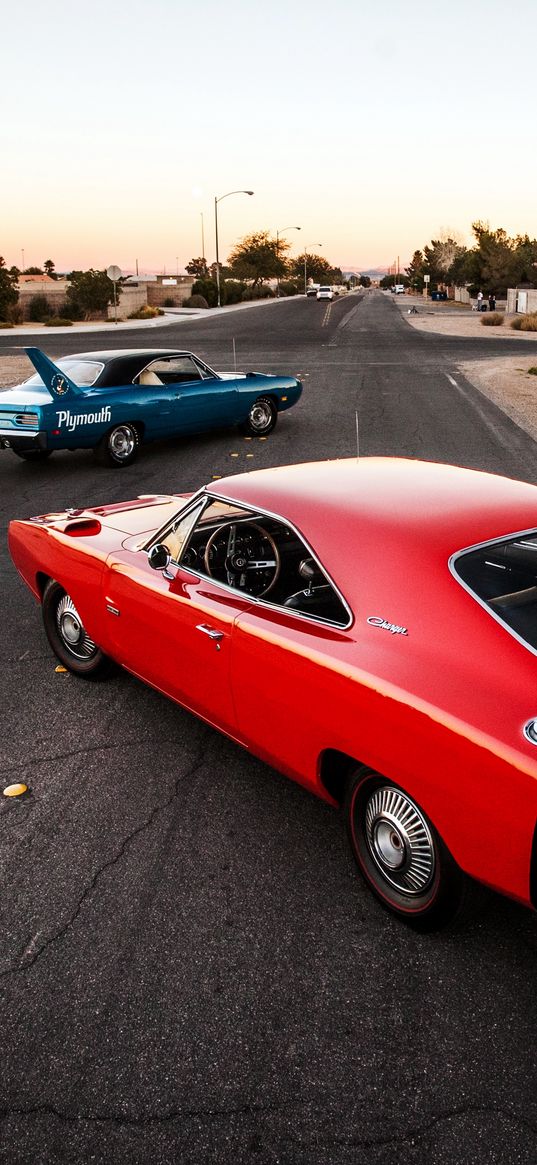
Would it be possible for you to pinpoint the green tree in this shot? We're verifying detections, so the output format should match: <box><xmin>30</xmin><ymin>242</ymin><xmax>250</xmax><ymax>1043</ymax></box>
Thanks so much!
<box><xmin>186</xmin><ymin>257</ymin><xmax>208</xmax><ymax>277</ymax></box>
<box><xmin>23</xmin><ymin>266</ymin><xmax>43</xmax><ymax>275</ymax></box>
<box><xmin>0</xmin><ymin>256</ymin><xmax>19</xmax><ymax>321</ymax></box>
<box><xmin>43</xmin><ymin>259</ymin><xmax>56</xmax><ymax>279</ymax></box>
<box><xmin>228</xmin><ymin>232</ymin><xmax>288</xmax><ymax>286</ymax></box>
<box><xmin>66</xmin><ymin>269</ymin><xmax>119</xmax><ymax>319</ymax></box>
<box><xmin>359</xmin><ymin>275</ymin><xmax>371</xmax><ymax>288</ymax></box>
<box><xmin>290</xmin><ymin>252</ymin><xmax>332</xmax><ymax>284</ymax></box>
<box><xmin>405</xmin><ymin>250</ymin><xmax>426</xmax><ymax>290</ymax></box>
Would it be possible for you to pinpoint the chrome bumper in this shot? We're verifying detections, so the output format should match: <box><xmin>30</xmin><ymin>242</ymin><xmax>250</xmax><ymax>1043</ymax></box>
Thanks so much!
<box><xmin>0</xmin><ymin>429</ymin><xmax>48</xmax><ymax>451</ymax></box>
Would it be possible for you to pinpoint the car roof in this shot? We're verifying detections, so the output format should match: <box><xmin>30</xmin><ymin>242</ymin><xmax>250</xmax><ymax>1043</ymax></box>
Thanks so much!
<box><xmin>63</xmin><ymin>349</ymin><xmax>194</xmax><ymax>363</ymax></box>
<box><xmin>209</xmin><ymin>458</ymin><xmax>537</xmax><ymax>567</ymax></box>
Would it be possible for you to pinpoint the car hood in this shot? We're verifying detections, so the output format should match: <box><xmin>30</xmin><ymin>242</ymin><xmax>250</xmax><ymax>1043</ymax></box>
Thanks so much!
<box><xmin>30</xmin><ymin>493</ymin><xmax>192</xmax><ymax>539</ymax></box>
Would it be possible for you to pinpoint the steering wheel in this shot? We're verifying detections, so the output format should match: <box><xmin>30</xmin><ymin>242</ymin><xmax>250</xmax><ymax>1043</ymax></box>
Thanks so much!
<box><xmin>204</xmin><ymin>521</ymin><xmax>280</xmax><ymax>597</ymax></box>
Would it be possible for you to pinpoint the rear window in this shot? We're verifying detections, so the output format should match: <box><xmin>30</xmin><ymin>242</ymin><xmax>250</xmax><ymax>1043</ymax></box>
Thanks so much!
<box><xmin>24</xmin><ymin>359</ymin><xmax>103</xmax><ymax>388</ymax></box>
<box><xmin>452</xmin><ymin>531</ymin><xmax>537</xmax><ymax>652</ymax></box>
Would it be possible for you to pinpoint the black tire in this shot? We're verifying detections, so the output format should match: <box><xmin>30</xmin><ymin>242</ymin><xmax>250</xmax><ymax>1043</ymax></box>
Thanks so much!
<box><xmin>239</xmin><ymin>396</ymin><xmax>277</xmax><ymax>436</ymax></box>
<box><xmin>344</xmin><ymin>767</ymin><xmax>466</xmax><ymax>932</ymax></box>
<box><xmin>13</xmin><ymin>449</ymin><xmax>53</xmax><ymax>462</ymax></box>
<box><xmin>42</xmin><ymin>580</ymin><xmax>112</xmax><ymax>679</ymax></box>
<box><xmin>94</xmin><ymin>423</ymin><xmax>139</xmax><ymax>467</ymax></box>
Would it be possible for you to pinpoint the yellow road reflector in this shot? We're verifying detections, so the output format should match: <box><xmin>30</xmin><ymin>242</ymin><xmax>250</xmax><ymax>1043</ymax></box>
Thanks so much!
<box><xmin>3</xmin><ymin>783</ymin><xmax>28</xmax><ymax>798</ymax></box>
<box><xmin>246</xmin><ymin>453</ymin><xmax>254</xmax><ymax>458</ymax></box>
<box><xmin>212</xmin><ymin>474</ymin><xmax>221</xmax><ymax>480</ymax></box>
<box><xmin>230</xmin><ymin>452</ymin><xmax>239</xmax><ymax>458</ymax></box>
<box><xmin>259</xmin><ymin>437</ymin><xmax>267</xmax><ymax>441</ymax></box>
<box><xmin>243</xmin><ymin>436</ymin><xmax>252</xmax><ymax>441</ymax></box>
<box><xmin>55</xmin><ymin>665</ymin><xmax>68</xmax><ymax>674</ymax></box>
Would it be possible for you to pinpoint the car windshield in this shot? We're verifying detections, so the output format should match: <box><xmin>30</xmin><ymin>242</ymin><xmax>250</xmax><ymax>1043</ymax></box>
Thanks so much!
<box><xmin>24</xmin><ymin>359</ymin><xmax>103</xmax><ymax>388</ymax></box>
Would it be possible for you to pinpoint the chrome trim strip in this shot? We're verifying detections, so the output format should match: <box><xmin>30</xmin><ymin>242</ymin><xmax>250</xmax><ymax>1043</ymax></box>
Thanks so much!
<box><xmin>449</xmin><ymin>526</ymin><xmax>537</xmax><ymax>660</ymax></box>
<box><xmin>0</xmin><ymin>429</ymin><xmax>41</xmax><ymax>439</ymax></box>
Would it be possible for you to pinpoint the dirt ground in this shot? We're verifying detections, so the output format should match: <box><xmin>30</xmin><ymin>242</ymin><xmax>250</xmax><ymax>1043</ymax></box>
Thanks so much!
<box><xmin>2</xmin><ymin>306</ymin><xmax>537</xmax><ymax>444</ymax></box>
<box><xmin>400</xmin><ymin>300</ymin><xmax>537</xmax><ymax>443</ymax></box>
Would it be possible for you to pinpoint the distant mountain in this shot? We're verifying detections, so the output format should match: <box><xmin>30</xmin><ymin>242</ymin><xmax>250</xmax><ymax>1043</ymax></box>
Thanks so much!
<box><xmin>342</xmin><ymin>267</ymin><xmax>391</xmax><ymax>282</ymax></box>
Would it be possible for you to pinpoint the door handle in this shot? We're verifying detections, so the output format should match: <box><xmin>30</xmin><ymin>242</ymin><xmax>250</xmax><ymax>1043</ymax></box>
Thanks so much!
<box><xmin>196</xmin><ymin>623</ymin><xmax>224</xmax><ymax>641</ymax></box>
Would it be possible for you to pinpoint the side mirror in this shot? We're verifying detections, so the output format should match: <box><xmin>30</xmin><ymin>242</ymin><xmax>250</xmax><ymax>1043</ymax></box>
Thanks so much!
<box><xmin>148</xmin><ymin>543</ymin><xmax>171</xmax><ymax>572</ymax></box>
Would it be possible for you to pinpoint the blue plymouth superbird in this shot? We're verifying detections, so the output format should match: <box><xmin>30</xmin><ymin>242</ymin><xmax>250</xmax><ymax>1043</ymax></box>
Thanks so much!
<box><xmin>0</xmin><ymin>347</ymin><xmax>302</xmax><ymax>466</ymax></box>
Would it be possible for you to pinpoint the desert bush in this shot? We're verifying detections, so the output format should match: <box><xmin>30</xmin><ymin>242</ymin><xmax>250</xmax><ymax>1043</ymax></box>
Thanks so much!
<box><xmin>44</xmin><ymin>317</ymin><xmax>73</xmax><ymax>327</ymax></box>
<box><xmin>224</xmin><ymin>280</ymin><xmax>246</xmax><ymax>304</ymax></box>
<box><xmin>520</xmin><ymin>312</ymin><xmax>537</xmax><ymax>332</ymax></box>
<box><xmin>0</xmin><ymin>321</ymin><xmax>14</xmax><ymax>328</ymax></box>
<box><xmin>28</xmin><ymin>294</ymin><xmax>52</xmax><ymax>322</ymax></box>
<box><xmin>128</xmin><ymin>305</ymin><xmax>163</xmax><ymax>319</ymax></box>
<box><xmin>163</xmin><ymin>297</ymin><xmax>176</xmax><ymax>307</ymax></box>
<box><xmin>241</xmin><ymin>285</ymin><xmax>275</xmax><ymax>301</ymax></box>
<box><xmin>481</xmin><ymin>312</ymin><xmax>503</xmax><ymax>326</ymax></box>
<box><xmin>510</xmin><ymin>315</ymin><xmax>524</xmax><ymax>330</ymax></box>
<box><xmin>192</xmin><ymin>278</ymin><xmax>219</xmax><ymax>307</ymax></box>
<box><xmin>279</xmin><ymin>281</ymin><xmax>299</xmax><ymax>296</ymax></box>
<box><xmin>182</xmin><ymin>294</ymin><xmax>209</xmax><ymax>309</ymax></box>
<box><xmin>6</xmin><ymin>303</ymin><xmax>23</xmax><ymax>324</ymax></box>
<box><xmin>528</xmin><ymin>367</ymin><xmax>537</xmax><ymax>376</ymax></box>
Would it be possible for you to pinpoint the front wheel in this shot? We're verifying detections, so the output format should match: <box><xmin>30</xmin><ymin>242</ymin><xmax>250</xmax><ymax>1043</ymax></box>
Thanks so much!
<box><xmin>42</xmin><ymin>581</ymin><xmax>112</xmax><ymax>679</ymax></box>
<box><xmin>344</xmin><ymin>768</ymin><xmax>466</xmax><ymax>931</ymax></box>
<box><xmin>239</xmin><ymin>397</ymin><xmax>277</xmax><ymax>436</ymax></box>
<box><xmin>94</xmin><ymin>423</ymin><xmax>139</xmax><ymax>467</ymax></box>
<box><xmin>13</xmin><ymin>449</ymin><xmax>53</xmax><ymax>462</ymax></box>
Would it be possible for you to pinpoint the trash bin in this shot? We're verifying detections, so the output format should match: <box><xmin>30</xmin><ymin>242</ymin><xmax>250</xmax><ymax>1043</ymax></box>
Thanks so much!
<box><xmin>431</xmin><ymin>292</ymin><xmax>439</xmax><ymax>301</ymax></box>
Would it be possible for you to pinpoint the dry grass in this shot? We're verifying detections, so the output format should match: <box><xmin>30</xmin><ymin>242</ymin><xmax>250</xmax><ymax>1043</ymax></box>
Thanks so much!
<box><xmin>481</xmin><ymin>312</ymin><xmax>504</xmax><ymax>326</ymax></box>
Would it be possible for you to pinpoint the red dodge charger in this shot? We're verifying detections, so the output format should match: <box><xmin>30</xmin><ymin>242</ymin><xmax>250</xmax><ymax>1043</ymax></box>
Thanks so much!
<box><xmin>9</xmin><ymin>457</ymin><xmax>537</xmax><ymax>930</ymax></box>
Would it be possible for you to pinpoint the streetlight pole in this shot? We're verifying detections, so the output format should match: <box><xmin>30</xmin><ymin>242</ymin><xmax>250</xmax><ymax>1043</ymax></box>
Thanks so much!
<box><xmin>304</xmin><ymin>243</ymin><xmax>322</xmax><ymax>294</ymax></box>
<box><xmin>214</xmin><ymin>189</ymin><xmax>254</xmax><ymax>307</ymax></box>
<box><xmin>275</xmin><ymin>226</ymin><xmax>301</xmax><ymax>296</ymax></box>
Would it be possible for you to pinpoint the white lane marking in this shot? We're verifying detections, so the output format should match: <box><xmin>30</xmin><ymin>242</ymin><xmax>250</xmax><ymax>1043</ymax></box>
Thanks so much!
<box><xmin>446</xmin><ymin>374</ymin><xmax>458</xmax><ymax>387</ymax></box>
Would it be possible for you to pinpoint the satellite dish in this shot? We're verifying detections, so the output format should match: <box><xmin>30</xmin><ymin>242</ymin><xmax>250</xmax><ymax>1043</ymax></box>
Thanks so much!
<box><xmin>107</xmin><ymin>265</ymin><xmax>121</xmax><ymax>281</ymax></box>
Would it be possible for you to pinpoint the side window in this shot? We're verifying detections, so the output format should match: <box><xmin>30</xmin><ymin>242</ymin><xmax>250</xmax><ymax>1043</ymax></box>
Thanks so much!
<box><xmin>136</xmin><ymin>357</ymin><xmax>203</xmax><ymax>386</ymax></box>
<box><xmin>177</xmin><ymin>499</ymin><xmax>349</xmax><ymax>625</ymax></box>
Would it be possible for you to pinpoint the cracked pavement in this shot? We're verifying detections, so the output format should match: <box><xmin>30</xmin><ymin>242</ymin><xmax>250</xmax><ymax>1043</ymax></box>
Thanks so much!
<box><xmin>1</xmin><ymin>294</ymin><xmax>537</xmax><ymax>1164</ymax></box>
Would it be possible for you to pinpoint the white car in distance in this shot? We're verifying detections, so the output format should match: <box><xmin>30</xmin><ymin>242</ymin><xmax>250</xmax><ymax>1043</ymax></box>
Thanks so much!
<box><xmin>316</xmin><ymin>286</ymin><xmax>333</xmax><ymax>301</ymax></box>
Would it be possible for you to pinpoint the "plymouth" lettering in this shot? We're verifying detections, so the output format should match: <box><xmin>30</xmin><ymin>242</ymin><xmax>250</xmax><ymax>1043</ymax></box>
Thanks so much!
<box><xmin>56</xmin><ymin>407</ymin><xmax>112</xmax><ymax>431</ymax></box>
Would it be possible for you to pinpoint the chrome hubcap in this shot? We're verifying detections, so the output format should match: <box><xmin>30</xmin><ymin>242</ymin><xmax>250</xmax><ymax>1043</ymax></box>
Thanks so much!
<box><xmin>56</xmin><ymin>595</ymin><xmax>97</xmax><ymax>660</ymax></box>
<box><xmin>109</xmin><ymin>426</ymin><xmax>135</xmax><ymax>459</ymax></box>
<box><xmin>364</xmin><ymin>786</ymin><xmax>435</xmax><ymax>895</ymax></box>
<box><xmin>249</xmin><ymin>402</ymin><xmax>272</xmax><ymax>431</ymax></box>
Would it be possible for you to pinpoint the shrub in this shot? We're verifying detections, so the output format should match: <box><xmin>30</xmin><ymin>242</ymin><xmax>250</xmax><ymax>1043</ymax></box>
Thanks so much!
<box><xmin>6</xmin><ymin>303</ymin><xmax>23</xmax><ymax>324</ymax></box>
<box><xmin>224</xmin><ymin>280</ymin><xmax>246</xmax><ymax>304</ymax></box>
<box><xmin>44</xmin><ymin>317</ymin><xmax>73</xmax><ymax>327</ymax></box>
<box><xmin>279</xmin><ymin>281</ymin><xmax>299</xmax><ymax>296</ymax></box>
<box><xmin>28</xmin><ymin>294</ymin><xmax>52</xmax><ymax>322</ymax></box>
<box><xmin>0</xmin><ymin>321</ymin><xmax>14</xmax><ymax>328</ymax></box>
<box><xmin>510</xmin><ymin>315</ymin><xmax>524</xmax><ymax>330</ymax></box>
<box><xmin>163</xmin><ymin>297</ymin><xmax>176</xmax><ymax>307</ymax></box>
<box><xmin>241</xmin><ymin>285</ymin><xmax>275</xmax><ymax>301</ymax></box>
<box><xmin>481</xmin><ymin>312</ymin><xmax>503</xmax><ymax>326</ymax></box>
<box><xmin>128</xmin><ymin>305</ymin><xmax>163</xmax><ymax>319</ymax></box>
<box><xmin>182</xmin><ymin>294</ymin><xmax>209</xmax><ymax>309</ymax></box>
<box><xmin>192</xmin><ymin>278</ymin><xmax>219</xmax><ymax>307</ymax></box>
<box><xmin>520</xmin><ymin>312</ymin><xmax>537</xmax><ymax>332</ymax></box>
<box><xmin>528</xmin><ymin>367</ymin><xmax>537</xmax><ymax>376</ymax></box>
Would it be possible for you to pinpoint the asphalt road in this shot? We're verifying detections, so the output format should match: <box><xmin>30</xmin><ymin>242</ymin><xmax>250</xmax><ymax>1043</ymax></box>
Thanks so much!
<box><xmin>1</xmin><ymin>292</ymin><xmax>537</xmax><ymax>1165</ymax></box>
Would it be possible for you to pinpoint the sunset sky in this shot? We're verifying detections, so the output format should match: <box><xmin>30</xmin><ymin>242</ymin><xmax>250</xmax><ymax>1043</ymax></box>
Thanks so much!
<box><xmin>4</xmin><ymin>0</ymin><xmax>537</xmax><ymax>276</ymax></box>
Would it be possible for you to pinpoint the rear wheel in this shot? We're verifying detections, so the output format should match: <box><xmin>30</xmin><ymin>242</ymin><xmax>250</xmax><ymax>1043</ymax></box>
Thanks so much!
<box><xmin>344</xmin><ymin>767</ymin><xmax>466</xmax><ymax>931</ymax></box>
<box><xmin>239</xmin><ymin>397</ymin><xmax>277</xmax><ymax>436</ymax></box>
<box><xmin>42</xmin><ymin>581</ymin><xmax>112</xmax><ymax>679</ymax></box>
<box><xmin>13</xmin><ymin>449</ymin><xmax>53</xmax><ymax>462</ymax></box>
<box><xmin>94</xmin><ymin>423</ymin><xmax>139</xmax><ymax>467</ymax></box>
